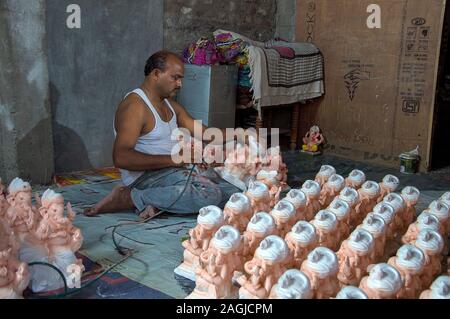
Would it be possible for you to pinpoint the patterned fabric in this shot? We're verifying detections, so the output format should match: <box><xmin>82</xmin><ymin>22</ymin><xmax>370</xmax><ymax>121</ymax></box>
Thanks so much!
<box><xmin>182</xmin><ymin>38</ymin><xmax>222</xmax><ymax>65</ymax></box>
<box><xmin>247</xmin><ymin>40</ymin><xmax>325</xmax><ymax>113</ymax></box>
<box><xmin>262</xmin><ymin>42</ymin><xmax>324</xmax><ymax>88</ymax></box>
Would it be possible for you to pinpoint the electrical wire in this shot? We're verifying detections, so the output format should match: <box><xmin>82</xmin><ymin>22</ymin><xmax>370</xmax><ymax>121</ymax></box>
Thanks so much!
<box><xmin>106</xmin><ymin>164</ymin><xmax>197</xmax><ymax>255</ymax></box>
<box><xmin>26</xmin><ymin>252</ymin><xmax>133</xmax><ymax>299</ymax></box>
<box><xmin>26</xmin><ymin>164</ymin><xmax>197</xmax><ymax>298</ymax></box>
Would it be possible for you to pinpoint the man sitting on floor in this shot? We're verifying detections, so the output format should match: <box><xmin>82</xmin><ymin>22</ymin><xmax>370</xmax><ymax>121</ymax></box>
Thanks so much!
<box><xmin>84</xmin><ymin>50</ymin><xmax>241</xmax><ymax>219</ymax></box>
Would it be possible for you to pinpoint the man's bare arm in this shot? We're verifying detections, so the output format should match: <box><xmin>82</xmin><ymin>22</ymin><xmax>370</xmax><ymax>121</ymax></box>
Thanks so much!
<box><xmin>113</xmin><ymin>99</ymin><xmax>181</xmax><ymax>171</ymax></box>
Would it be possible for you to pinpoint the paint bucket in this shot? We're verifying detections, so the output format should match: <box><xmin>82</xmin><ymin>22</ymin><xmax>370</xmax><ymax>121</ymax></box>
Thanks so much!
<box><xmin>399</xmin><ymin>153</ymin><xmax>419</xmax><ymax>174</ymax></box>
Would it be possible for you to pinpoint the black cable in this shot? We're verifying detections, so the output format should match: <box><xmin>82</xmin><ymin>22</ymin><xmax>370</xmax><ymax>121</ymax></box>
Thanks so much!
<box><xmin>26</xmin><ymin>252</ymin><xmax>133</xmax><ymax>299</ymax></box>
<box><xmin>24</xmin><ymin>165</ymin><xmax>197</xmax><ymax>298</ymax></box>
<box><xmin>107</xmin><ymin>164</ymin><xmax>197</xmax><ymax>255</ymax></box>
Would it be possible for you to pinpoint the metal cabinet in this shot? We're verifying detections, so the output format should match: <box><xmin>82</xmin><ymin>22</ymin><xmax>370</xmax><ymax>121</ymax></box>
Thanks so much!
<box><xmin>177</xmin><ymin>64</ymin><xmax>238</xmax><ymax>128</ymax></box>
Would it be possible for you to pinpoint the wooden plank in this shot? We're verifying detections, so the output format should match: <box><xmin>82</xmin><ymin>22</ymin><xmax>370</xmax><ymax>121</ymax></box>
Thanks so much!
<box><xmin>295</xmin><ymin>0</ymin><xmax>446</xmax><ymax>171</ymax></box>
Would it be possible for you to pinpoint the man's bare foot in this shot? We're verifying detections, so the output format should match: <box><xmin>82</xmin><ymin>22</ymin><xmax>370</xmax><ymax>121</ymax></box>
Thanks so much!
<box><xmin>139</xmin><ymin>205</ymin><xmax>159</xmax><ymax>220</ymax></box>
<box><xmin>83</xmin><ymin>186</ymin><xmax>135</xmax><ymax>217</ymax></box>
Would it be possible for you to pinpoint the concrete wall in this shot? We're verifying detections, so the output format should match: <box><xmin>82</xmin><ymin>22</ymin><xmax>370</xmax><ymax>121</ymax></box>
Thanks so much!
<box><xmin>0</xmin><ymin>0</ymin><xmax>283</xmax><ymax>180</ymax></box>
<box><xmin>164</xmin><ymin>0</ymin><xmax>277</xmax><ymax>54</ymax></box>
<box><xmin>275</xmin><ymin>0</ymin><xmax>296</xmax><ymax>41</ymax></box>
<box><xmin>46</xmin><ymin>0</ymin><xmax>164</xmax><ymax>173</ymax></box>
<box><xmin>0</xmin><ymin>0</ymin><xmax>54</xmax><ymax>185</ymax></box>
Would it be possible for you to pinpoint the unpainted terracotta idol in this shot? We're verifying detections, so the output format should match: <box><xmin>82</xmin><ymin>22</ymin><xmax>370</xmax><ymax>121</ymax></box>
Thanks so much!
<box><xmin>262</xmin><ymin>146</ymin><xmax>288</xmax><ymax>184</ymax></box>
<box><xmin>345</xmin><ymin>169</ymin><xmax>366</xmax><ymax>190</ymax></box>
<box><xmin>413</xmin><ymin>229</ymin><xmax>444</xmax><ymax>288</ymax></box>
<box><xmin>315</xmin><ymin>165</ymin><xmax>336</xmax><ymax>188</ymax></box>
<box><xmin>420</xmin><ymin>275</ymin><xmax>450</xmax><ymax>299</ymax></box>
<box><xmin>21</xmin><ymin>189</ymin><xmax>84</xmax><ymax>293</ymax></box>
<box><xmin>188</xmin><ymin>225</ymin><xmax>242</xmax><ymax>299</ymax></box>
<box><xmin>223</xmin><ymin>193</ymin><xmax>252</xmax><ymax>233</ymax></box>
<box><xmin>358</xmin><ymin>213</ymin><xmax>387</xmax><ymax>261</ymax></box>
<box><xmin>382</xmin><ymin>193</ymin><xmax>406</xmax><ymax>239</ymax></box>
<box><xmin>245</xmin><ymin>181</ymin><xmax>271</xmax><ymax>214</ymax></box>
<box><xmin>423</xmin><ymin>200</ymin><xmax>449</xmax><ymax>237</ymax></box>
<box><xmin>401</xmin><ymin>212</ymin><xmax>440</xmax><ymax>245</ymax></box>
<box><xmin>256</xmin><ymin>170</ymin><xmax>283</xmax><ymax>208</ymax></box>
<box><xmin>4</xmin><ymin>178</ymin><xmax>38</xmax><ymax>244</ymax></box>
<box><xmin>359</xmin><ymin>263</ymin><xmax>402</xmax><ymax>299</ymax></box>
<box><xmin>269</xmin><ymin>200</ymin><xmax>296</xmax><ymax>238</ymax></box>
<box><xmin>327</xmin><ymin>198</ymin><xmax>351</xmax><ymax>240</ymax></box>
<box><xmin>319</xmin><ymin>174</ymin><xmax>345</xmax><ymax>209</ymax></box>
<box><xmin>300</xmin><ymin>247</ymin><xmax>340</xmax><ymax>299</ymax></box>
<box><xmin>337</xmin><ymin>229</ymin><xmax>375</xmax><ymax>287</ymax></box>
<box><xmin>238</xmin><ymin>235</ymin><xmax>289</xmax><ymax>299</ymax></box>
<box><xmin>175</xmin><ymin>205</ymin><xmax>224</xmax><ymax>281</ymax></box>
<box><xmin>283</xmin><ymin>189</ymin><xmax>307</xmax><ymax>221</ymax></box>
<box><xmin>354</xmin><ymin>181</ymin><xmax>380</xmax><ymax>226</ymax></box>
<box><xmin>269</xmin><ymin>269</ymin><xmax>313</xmax><ymax>299</ymax></box>
<box><xmin>241</xmin><ymin>212</ymin><xmax>276</xmax><ymax>262</ymax></box>
<box><xmin>377</xmin><ymin>174</ymin><xmax>400</xmax><ymax>203</ymax></box>
<box><xmin>338</xmin><ymin>187</ymin><xmax>360</xmax><ymax>229</ymax></box>
<box><xmin>335</xmin><ymin>285</ymin><xmax>368</xmax><ymax>299</ymax></box>
<box><xmin>285</xmin><ymin>221</ymin><xmax>318</xmax><ymax>269</ymax></box>
<box><xmin>387</xmin><ymin>244</ymin><xmax>425</xmax><ymax>299</ymax></box>
<box><xmin>0</xmin><ymin>247</ymin><xmax>29</xmax><ymax>299</ymax></box>
<box><xmin>301</xmin><ymin>180</ymin><xmax>322</xmax><ymax>221</ymax></box>
<box><xmin>310</xmin><ymin>210</ymin><xmax>339</xmax><ymax>251</ymax></box>
<box><xmin>372</xmin><ymin>202</ymin><xmax>396</xmax><ymax>240</ymax></box>
<box><xmin>399</xmin><ymin>186</ymin><xmax>420</xmax><ymax>233</ymax></box>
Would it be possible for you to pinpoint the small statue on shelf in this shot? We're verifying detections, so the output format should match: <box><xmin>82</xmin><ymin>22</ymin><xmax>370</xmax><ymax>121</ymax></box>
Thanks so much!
<box><xmin>301</xmin><ymin>125</ymin><xmax>324</xmax><ymax>154</ymax></box>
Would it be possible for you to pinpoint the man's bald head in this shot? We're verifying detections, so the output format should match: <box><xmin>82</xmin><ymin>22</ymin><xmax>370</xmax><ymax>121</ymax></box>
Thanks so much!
<box><xmin>144</xmin><ymin>50</ymin><xmax>183</xmax><ymax>77</ymax></box>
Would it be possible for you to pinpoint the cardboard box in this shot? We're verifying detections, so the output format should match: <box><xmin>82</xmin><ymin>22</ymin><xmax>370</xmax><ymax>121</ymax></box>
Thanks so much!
<box><xmin>295</xmin><ymin>0</ymin><xmax>446</xmax><ymax>171</ymax></box>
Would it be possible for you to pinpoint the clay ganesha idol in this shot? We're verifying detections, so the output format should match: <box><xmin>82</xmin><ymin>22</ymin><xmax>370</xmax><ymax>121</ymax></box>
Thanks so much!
<box><xmin>21</xmin><ymin>189</ymin><xmax>84</xmax><ymax>293</ymax></box>
<box><xmin>238</xmin><ymin>235</ymin><xmax>289</xmax><ymax>299</ymax></box>
<box><xmin>175</xmin><ymin>205</ymin><xmax>224</xmax><ymax>281</ymax></box>
<box><xmin>188</xmin><ymin>225</ymin><xmax>242</xmax><ymax>299</ymax></box>
<box><xmin>269</xmin><ymin>269</ymin><xmax>313</xmax><ymax>299</ymax></box>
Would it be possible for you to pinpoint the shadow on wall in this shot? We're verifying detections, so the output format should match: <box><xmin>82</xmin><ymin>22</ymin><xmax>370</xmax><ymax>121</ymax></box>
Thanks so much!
<box><xmin>17</xmin><ymin>118</ymin><xmax>54</xmax><ymax>185</ymax></box>
<box><xmin>50</xmin><ymin>82</ymin><xmax>93</xmax><ymax>174</ymax></box>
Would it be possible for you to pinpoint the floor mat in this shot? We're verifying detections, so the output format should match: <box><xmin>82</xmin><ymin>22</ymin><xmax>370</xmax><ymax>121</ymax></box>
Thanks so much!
<box><xmin>53</xmin><ymin>167</ymin><xmax>121</xmax><ymax>187</ymax></box>
<box><xmin>37</xmin><ymin>152</ymin><xmax>450</xmax><ymax>299</ymax></box>
<box><xmin>24</xmin><ymin>254</ymin><xmax>171</xmax><ymax>299</ymax></box>
<box><xmin>48</xmin><ymin>181</ymin><xmax>197</xmax><ymax>298</ymax></box>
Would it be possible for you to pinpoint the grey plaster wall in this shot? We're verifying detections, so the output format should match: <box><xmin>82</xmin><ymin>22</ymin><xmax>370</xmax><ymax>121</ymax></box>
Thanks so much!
<box><xmin>275</xmin><ymin>0</ymin><xmax>296</xmax><ymax>41</ymax></box>
<box><xmin>0</xmin><ymin>0</ymin><xmax>54</xmax><ymax>185</ymax></box>
<box><xmin>164</xmin><ymin>0</ymin><xmax>277</xmax><ymax>54</ymax></box>
<box><xmin>46</xmin><ymin>0</ymin><xmax>164</xmax><ymax>173</ymax></box>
